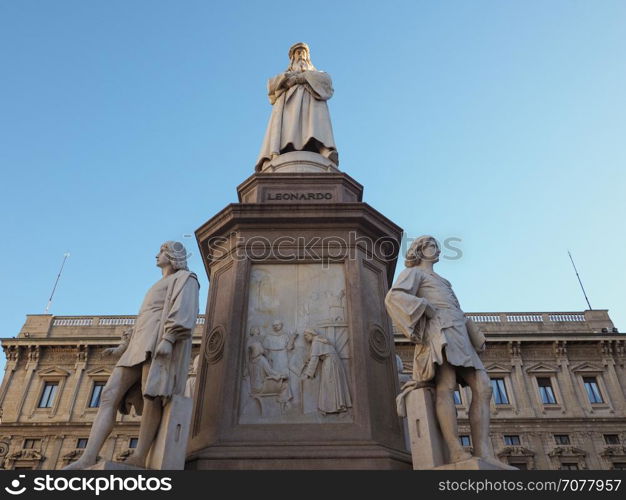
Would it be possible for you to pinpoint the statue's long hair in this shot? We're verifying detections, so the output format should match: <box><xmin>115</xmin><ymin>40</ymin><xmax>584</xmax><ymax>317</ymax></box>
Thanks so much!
<box><xmin>405</xmin><ymin>236</ymin><xmax>440</xmax><ymax>267</ymax></box>
<box><xmin>162</xmin><ymin>241</ymin><xmax>190</xmax><ymax>271</ymax></box>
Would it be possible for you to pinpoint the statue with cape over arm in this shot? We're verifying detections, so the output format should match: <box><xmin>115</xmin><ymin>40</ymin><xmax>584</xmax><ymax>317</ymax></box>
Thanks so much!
<box><xmin>64</xmin><ymin>241</ymin><xmax>199</xmax><ymax>470</ymax></box>
<box><xmin>385</xmin><ymin>235</ymin><xmax>512</xmax><ymax>468</ymax></box>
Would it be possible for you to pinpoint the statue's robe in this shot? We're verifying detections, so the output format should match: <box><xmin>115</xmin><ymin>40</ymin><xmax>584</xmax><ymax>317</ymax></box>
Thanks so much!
<box><xmin>256</xmin><ymin>70</ymin><xmax>337</xmax><ymax>171</ymax></box>
<box><xmin>385</xmin><ymin>268</ymin><xmax>485</xmax><ymax>384</ymax></box>
<box><xmin>116</xmin><ymin>269</ymin><xmax>199</xmax><ymax>414</ymax></box>
<box><xmin>304</xmin><ymin>337</ymin><xmax>352</xmax><ymax>414</ymax></box>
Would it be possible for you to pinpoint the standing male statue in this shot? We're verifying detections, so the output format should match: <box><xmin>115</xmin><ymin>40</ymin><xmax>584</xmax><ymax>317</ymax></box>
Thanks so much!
<box><xmin>385</xmin><ymin>236</ymin><xmax>497</xmax><ymax>466</ymax></box>
<box><xmin>64</xmin><ymin>241</ymin><xmax>199</xmax><ymax>469</ymax></box>
<box><xmin>256</xmin><ymin>42</ymin><xmax>338</xmax><ymax>171</ymax></box>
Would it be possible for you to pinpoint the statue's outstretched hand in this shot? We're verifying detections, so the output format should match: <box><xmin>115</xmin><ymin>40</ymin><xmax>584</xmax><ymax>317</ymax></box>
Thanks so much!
<box><xmin>155</xmin><ymin>339</ymin><xmax>173</xmax><ymax>358</ymax></box>
<box><xmin>103</xmin><ymin>346</ymin><xmax>121</xmax><ymax>357</ymax></box>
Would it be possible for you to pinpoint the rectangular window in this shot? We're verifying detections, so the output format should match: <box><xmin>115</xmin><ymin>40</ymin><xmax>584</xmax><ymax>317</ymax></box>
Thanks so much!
<box><xmin>23</xmin><ymin>439</ymin><xmax>41</xmax><ymax>449</ymax></box>
<box><xmin>453</xmin><ymin>387</ymin><xmax>462</xmax><ymax>405</ymax></box>
<box><xmin>554</xmin><ymin>435</ymin><xmax>570</xmax><ymax>445</ymax></box>
<box><xmin>491</xmin><ymin>378</ymin><xmax>509</xmax><ymax>405</ymax></box>
<box><xmin>504</xmin><ymin>435</ymin><xmax>521</xmax><ymax>446</ymax></box>
<box><xmin>38</xmin><ymin>382</ymin><xmax>58</xmax><ymax>408</ymax></box>
<box><xmin>76</xmin><ymin>438</ymin><xmax>88</xmax><ymax>449</ymax></box>
<box><xmin>537</xmin><ymin>377</ymin><xmax>557</xmax><ymax>404</ymax></box>
<box><xmin>612</xmin><ymin>463</ymin><xmax>626</xmax><ymax>470</ymax></box>
<box><xmin>459</xmin><ymin>435</ymin><xmax>471</xmax><ymax>447</ymax></box>
<box><xmin>510</xmin><ymin>462</ymin><xmax>528</xmax><ymax>470</ymax></box>
<box><xmin>583</xmin><ymin>377</ymin><xmax>604</xmax><ymax>404</ymax></box>
<box><xmin>604</xmin><ymin>434</ymin><xmax>620</xmax><ymax>445</ymax></box>
<box><xmin>89</xmin><ymin>381</ymin><xmax>106</xmax><ymax>408</ymax></box>
<box><xmin>129</xmin><ymin>438</ymin><xmax>139</xmax><ymax>449</ymax></box>
<box><xmin>560</xmin><ymin>463</ymin><xmax>579</xmax><ymax>470</ymax></box>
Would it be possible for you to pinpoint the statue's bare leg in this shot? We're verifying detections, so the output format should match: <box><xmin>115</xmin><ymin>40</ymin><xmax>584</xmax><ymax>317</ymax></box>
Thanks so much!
<box><xmin>63</xmin><ymin>365</ymin><xmax>141</xmax><ymax>469</ymax></box>
<box><xmin>124</xmin><ymin>396</ymin><xmax>163</xmax><ymax>468</ymax></box>
<box><xmin>435</xmin><ymin>358</ymin><xmax>471</xmax><ymax>463</ymax></box>
<box><xmin>461</xmin><ymin>367</ymin><xmax>494</xmax><ymax>460</ymax></box>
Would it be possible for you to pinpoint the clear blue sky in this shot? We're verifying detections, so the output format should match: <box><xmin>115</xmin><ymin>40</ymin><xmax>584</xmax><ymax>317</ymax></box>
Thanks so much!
<box><xmin>1</xmin><ymin>1</ymin><xmax>625</xmax><ymax>370</ymax></box>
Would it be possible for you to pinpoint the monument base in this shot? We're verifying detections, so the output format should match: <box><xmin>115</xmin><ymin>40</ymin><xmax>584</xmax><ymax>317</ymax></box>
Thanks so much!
<box><xmin>434</xmin><ymin>457</ymin><xmax>518</xmax><ymax>470</ymax></box>
<box><xmin>259</xmin><ymin>151</ymin><xmax>339</xmax><ymax>173</ymax></box>
<box><xmin>146</xmin><ymin>395</ymin><xmax>192</xmax><ymax>470</ymax></box>
<box><xmin>186</xmin><ymin>444</ymin><xmax>410</xmax><ymax>470</ymax></box>
<box><xmin>403</xmin><ymin>386</ymin><xmax>518</xmax><ymax>470</ymax></box>
<box><xmin>404</xmin><ymin>385</ymin><xmax>447</xmax><ymax>469</ymax></box>
<box><xmin>189</xmin><ymin>172</ymin><xmax>409</xmax><ymax>470</ymax></box>
<box><xmin>88</xmin><ymin>461</ymin><xmax>148</xmax><ymax>471</ymax></box>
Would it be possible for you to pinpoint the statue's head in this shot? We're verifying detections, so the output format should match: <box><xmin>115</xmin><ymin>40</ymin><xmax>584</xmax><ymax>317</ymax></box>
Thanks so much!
<box><xmin>156</xmin><ymin>241</ymin><xmax>190</xmax><ymax>271</ymax></box>
<box><xmin>288</xmin><ymin>42</ymin><xmax>316</xmax><ymax>72</ymax></box>
<box><xmin>405</xmin><ymin>235</ymin><xmax>440</xmax><ymax>267</ymax></box>
<box><xmin>271</xmin><ymin>320</ymin><xmax>283</xmax><ymax>333</ymax></box>
<box><xmin>249</xmin><ymin>327</ymin><xmax>260</xmax><ymax>337</ymax></box>
<box><xmin>303</xmin><ymin>329</ymin><xmax>317</xmax><ymax>343</ymax></box>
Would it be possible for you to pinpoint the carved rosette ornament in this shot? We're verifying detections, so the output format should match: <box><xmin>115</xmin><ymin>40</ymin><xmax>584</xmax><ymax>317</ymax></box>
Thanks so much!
<box><xmin>369</xmin><ymin>324</ymin><xmax>391</xmax><ymax>361</ymax></box>
<box><xmin>205</xmin><ymin>325</ymin><xmax>226</xmax><ymax>364</ymax></box>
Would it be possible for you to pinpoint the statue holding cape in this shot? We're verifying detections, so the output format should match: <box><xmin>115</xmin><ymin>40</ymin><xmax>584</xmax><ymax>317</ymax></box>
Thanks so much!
<box><xmin>64</xmin><ymin>241</ymin><xmax>199</xmax><ymax>470</ymax></box>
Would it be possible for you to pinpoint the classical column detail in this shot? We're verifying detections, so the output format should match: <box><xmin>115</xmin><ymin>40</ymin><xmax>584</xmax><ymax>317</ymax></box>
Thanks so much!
<box><xmin>16</xmin><ymin>345</ymin><xmax>41</xmax><ymax>422</ymax></box>
<box><xmin>65</xmin><ymin>344</ymin><xmax>89</xmax><ymax>421</ymax></box>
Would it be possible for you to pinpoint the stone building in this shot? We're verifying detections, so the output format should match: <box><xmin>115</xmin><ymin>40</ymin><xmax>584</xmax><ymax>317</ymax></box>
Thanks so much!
<box><xmin>0</xmin><ymin>310</ymin><xmax>624</xmax><ymax>470</ymax></box>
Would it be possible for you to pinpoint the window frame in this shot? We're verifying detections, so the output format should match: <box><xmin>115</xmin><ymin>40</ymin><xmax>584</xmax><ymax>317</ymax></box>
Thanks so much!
<box><xmin>491</xmin><ymin>377</ymin><xmax>510</xmax><ymax>405</ymax></box>
<box><xmin>38</xmin><ymin>382</ymin><xmax>58</xmax><ymax>409</ymax></box>
<box><xmin>554</xmin><ymin>434</ymin><xmax>571</xmax><ymax>445</ymax></box>
<box><xmin>23</xmin><ymin>438</ymin><xmax>41</xmax><ymax>449</ymax></box>
<box><xmin>536</xmin><ymin>377</ymin><xmax>558</xmax><ymax>405</ymax></box>
<box><xmin>582</xmin><ymin>376</ymin><xmax>604</xmax><ymax>404</ymax></box>
<box><xmin>504</xmin><ymin>435</ymin><xmax>521</xmax><ymax>446</ymax></box>
<box><xmin>31</xmin><ymin>368</ymin><xmax>70</xmax><ymax>418</ymax></box>
<box><xmin>88</xmin><ymin>381</ymin><xmax>106</xmax><ymax>408</ymax></box>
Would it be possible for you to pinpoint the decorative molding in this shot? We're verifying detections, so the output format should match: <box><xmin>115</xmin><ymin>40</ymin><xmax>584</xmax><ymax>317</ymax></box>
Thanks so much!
<box><xmin>571</xmin><ymin>362</ymin><xmax>604</xmax><ymax>374</ymax></box>
<box><xmin>525</xmin><ymin>362</ymin><xmax>559</xmax><ymax>374</ymax></box>
<box><xmin>205</xmin><ymin>325</ymin><xmax>226</xmax><ymax>364</ymax></box>
<box><xmin>86</xmin><ymin>367</ymin><xmax>112</xmax><ymax>378</ymax></box>
<box><xmin>484</xmin><ymin>362</ymin><xmax>512</xmax><ymax>374</ymax></box>
<box><xmin>36</xmin><ymin>367</ymin><xmax>71</xmax><ymax>378</ymax></box>
<box><xmin>548</xmin><ymin>446</ymin><xmax>587</xmax><ymax>458</ymax></box>
<box><xmin>368</xmin><ymin>323</ymin><xmax>391</xmax><ymax>361</ymax></box>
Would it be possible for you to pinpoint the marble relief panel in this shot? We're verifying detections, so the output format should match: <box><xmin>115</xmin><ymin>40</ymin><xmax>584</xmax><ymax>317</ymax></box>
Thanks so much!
<box><xmin>239</xmin><ymin>263</ymin><xmax>352</xmax><ymax>424</ymax></box>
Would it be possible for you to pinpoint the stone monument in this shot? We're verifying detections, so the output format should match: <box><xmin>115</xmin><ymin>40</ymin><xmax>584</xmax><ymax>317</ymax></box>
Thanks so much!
<box><xmin>256</xmin><ymin>42</ymin><xmax>338</xmax><ymax>173</ymax></box>
<box><xmin>385</xmin><ymin>235</ymin><xmax>515</xmax><ymax>470</ymax></box>
<box><xmin>187</xmin><ymin>43</ymin><xmax>410</xmax><ymax>469</ymax></box>
<box><xmin>64</xmin><ymin>241</ymin><xmax>199</xmax><ymax>470</ymax></box>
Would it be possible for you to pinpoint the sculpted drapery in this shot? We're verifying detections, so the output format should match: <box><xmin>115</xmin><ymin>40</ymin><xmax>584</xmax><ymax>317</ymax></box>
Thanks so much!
<box><xmin>385</xmin><ymin>267</ymin><xmax>485</xmax><ymax>384</ymax></box>
<box><xmin>256</xmin><ymin>42</ymin><xmax>338</xmax><ymax>171</ymax></box>
<box><xmin>117</xmin><ymin>269</ymin><xmax>200</xmax><ymax>414</ymax></box>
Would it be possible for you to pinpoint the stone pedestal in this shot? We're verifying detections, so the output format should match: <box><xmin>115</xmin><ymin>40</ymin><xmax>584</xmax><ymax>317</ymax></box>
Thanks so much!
<box><xmin>146</xmin><ymin>395</ymin><xmax>192</xmax><ymax>470</ymax></box>
<box><xmin>404</xmin><ymin>386</ymin><xmax>447</xmax><ymax>469</ymax></box>
<box><xmin>258</xmin><ymin>151</ymin><xmax>339</xmax><ymax>174</ymax></box>
<box><xmin>89</xmin><ymin>461</ymin><xmax>145</xmax><ymax>470</ymax></box>
<box><xmin>187</xmin><ymin>171</ymin><xmax>410</xmax><ymax>469</ymax></box>
<box><xmin>434</xmin><ymin>457</ymin><xmax>518</xmax><ymax>470</ymax></box>
<box><xmin>87</xmin><ymin>396</ymin><xmax>192</xmax><ymax>471</ymax></box>
<box><xmin>404</xmin><ymin>387</ymin><xmax>518</xmax><ymax>470</ymax></box>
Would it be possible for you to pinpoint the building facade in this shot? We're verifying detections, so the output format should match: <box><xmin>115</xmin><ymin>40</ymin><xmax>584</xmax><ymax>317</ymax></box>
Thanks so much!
<box><xmin>0</xmin><ymin>310</ymin><xmax>624</xmax><ymax>470</ymax></box>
